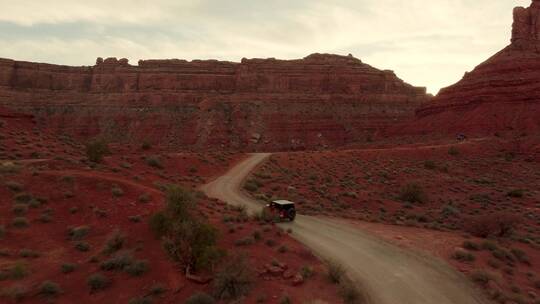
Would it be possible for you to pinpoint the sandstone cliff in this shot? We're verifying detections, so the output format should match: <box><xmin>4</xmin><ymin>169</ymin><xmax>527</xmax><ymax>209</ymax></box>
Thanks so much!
<box><xmin>402</xmin><ymin>0</ymin><xmax>540</xmax><ymax>136</ymax></box>
<box><xmin>0</xmin><ymin>53</ymin><xmax>427</xmax><ymax>151</ymax></box>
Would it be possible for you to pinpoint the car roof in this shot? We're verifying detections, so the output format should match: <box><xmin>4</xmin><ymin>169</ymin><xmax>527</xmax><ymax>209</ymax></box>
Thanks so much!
<box><xmin>272</xmin><ymin>200</ymin><xmax>295</xmax><ymax>205</ymax></box>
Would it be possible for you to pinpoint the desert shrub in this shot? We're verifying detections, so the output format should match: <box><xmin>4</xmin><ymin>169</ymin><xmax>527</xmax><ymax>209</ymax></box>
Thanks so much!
<box><xmin>13</xmin><ymin>193</ymin><xmax>33</xmax><ymax>204</ymax></box>
<box><xmin>75</xmin><ymin>241</ymin><xmax>90</xmax><ymax>252</ymax></box>
<box><xmin>86</xmin><ymin>139</ymin><xmax>109</xmax><ymax>163</ymax></box>
<box><xmin>278</xmin><ymin>245</ymin><xmax>288</xmax><ymax>253</ymax></box>
<box><xmin>87</xmin><ymin>273</ymin><xmax>111</xmax><ymax>292</ymax></box>
<box><xmin>507</xmin><ymin>189</ymin><xmax>524</xmax><ymax>198</ymax></box>
<box><xmin>138</xmin><ymin>193</ymin><xmax>151</xmax><ymax>203</ymax></box>
<box><xmin>68</xmin><ymin>226</ymin><xmax>90</xmax><ymax>241</ymax></box>
<box><xmin>61</xmin><ymin>263</ymin><xmax>76</xmax><ymax>274</ymax></box>
<box><xmin>0</xmin><ymin>162</ymin><xmax>21</xmax><ymax>174</ymax></box>
<box><xmin>186</xmin><ymin>292</ymin><xmax>216</xmax><ymax>304</ymax></box>
<box><xmin>510</xmin><ymin>248</ymin><xmax>530</xmax><ymax>264</ymax></box>
<box><xmin>327</xmin><ymin>261</ymin><xmax>345</xmax><ymax>284</ymax></box>
<box><xmin>1</xmin><ymin>262</ymin><xmax>28</xmax><ymax>280</ymax></box>
<box><xmin>234</xmin><ymin>237</ymin><xmax>254</xmax><ymax>247</ymax></box>
<box><xmin>1</xmin><ymin>285</ymin><xmax>28</xmax><ymax>302</ymax></box>
<box><xmin>12</xmin><ymin>204</ymin><xmax>27</xmax><ymax>216</ymax></box>
<box><xmin>141</xmin><ymin>141</ymin><xmax>152</xmax><ymax>151</ymax></box>
<box><xmin>470</xmin><ymin>270</ymin><xmax>496</xmax><ymax>287</ymax></box>
<box><xmin>101</xmin><ymin>252</ymin><xmax>134</xmax><ymax>271</ymax></box>
<box><xmin>339</xmin><ymin>280</ymin><xmax>366</xmax><ymax>304</ymax></box>
<box><xmin>280</xmin><ymin>296</ymin><xmax>292</xmax><ymax>304</ymax></box>
<box><xmin>464</xmin><ymin>212</ymin><xmax>519</xmax><ymax>238</ymax></box>
<box><xmin>39</xmin><ymin>281</ymin><xmax>61</xmax><ymax>297</ymax></box>
<box><xmin>448</xmin><ymin>147</ymin><xmax>460</xmax><ymax>156</ymax></box>
<box><xmin>452</xmin><ymin>249</ymin><xmax>475</xmax><ymax>262</ymax></box>
<box><xmin>150</xmin><ymin>186</ymin><xmax>223</xmax><ymax>272</ymax></box>
<box><xmin>145</xmin><ymin>155</ymin><xmax>163</xmax><ymax>169</ymax></box>
<box><xmin>111</xmin><ymin>186</ymin><xmax>124</xmax><ymax>197</ymax></box>
<box><xmin>5</xmin><ymin>181</ymin><xmax>23</xmax><ymax>192</ymax></box>
<box><xmin>399</xmin><ymin>183</ymin><xmax>427</xmax><ymax>204</ymax></box>
<box><xmin>423</xmin><ymin>160</ymin><xmax>436</xmax><ymax>170</ymax></box>
<box><xmin>39</xmin><ymin>213</ymin><xmax>52</xmax><ymax>223</ymax></box>
<box><xmin>300</xmin><ymin>266</ymin><xmax>314</xmax><ymax>279</ymax></box>
<box><xmin>102</xmin><ymin>230</ymin><xmax>125</xmax><ymax>255</ymax></box>
<box><xmin>0</xmin><ymin>225</ymin><xmax>5</xmax><ymax>239</ymax></box>
<box><xmin>124</xmin><ymin>260</ymin><xmax>149</xmax><ymax>277</ymax></box>
<box><xmin>212</xmin><ymin>254</ymin><xmax>253</xmax><ymax>300</ymax></box>
<box><xmin>11</xmin><ymin>217</ymin><xmax>29</xmax><ymax>228</ymax></box>
<box><xmin>243</xmin><ymin>179</ymin><xmax>261</xmax><ymax>192</ymax></box>
<box><xmin>463</xmin><ymin>241</ymin><xmax>480</xmax><ymax>251</ymax></box>
<box><xmin>128</xmin><ymin>297</ymin><xmax>153</xmax><ymax>304</ymax></box>
<box><xmin>19</xmin><ymin>249</ymin><xmax>39</xmax><ymax>258</ymax></box>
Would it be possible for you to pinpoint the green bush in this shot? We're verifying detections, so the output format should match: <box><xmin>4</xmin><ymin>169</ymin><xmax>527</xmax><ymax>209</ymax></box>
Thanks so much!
<box><xmin>186</xmin><ymin>292</ymin><xmax>216</xmax><ymax>304</ymax></box>
<box><xmin>399</xmin><ymin>183</ymin><xmax>427</xmax><ymax>204</ymax></box>
<box><xmin>150</xmin><ymin>186</ymin><xmax>223</xmax><ymax>272</ymax></box>
<box><xmin>87</xmin><ymin>273</ymin><xmax>111</xmax><ymax>292</ymax></box>
<box><xmin>86</xmin><ymin>139</ymin><xmax>110</xmax><ymax>163</ymax></box>
<box><xmin>124</xmin><ymin>260</ymin><xmax>149</xmax><ymax>277</ymax></box>
<box><xmin>111</xmin><ymin>186</ymin><xmax>124</xmax><ymax>197</ymax></box>
<box><xmin>0</xmin><ymin>225</ymin><xmax>5</xmax><ymax>239</ymax></box>
<box><xmin>452</xmin><ymin>249</ymin><xmax>475</xmax><ymax>262</ymax></box>
<box><xmin>448</xmin><ymin>147</ymin><xmax>460</xmax><ymax>156</ymax></box>
<box><xmin>1</xmin><ymin>262</ymin><xmax>28</xmax><ymax>280</ymax></box>
<box><xmin>507</xmin><ymin>189</ymin><xmax>524</xmax><ymax>198</ymax></box>
<box><xmin>1</xmin><ymin>285</ymin><xmax>28</xmax><ymax>302</ymax></box>
<box><xmin>141</xmin><ymin>141</ymin><xmax>152</xmax><ymax>151</ymax></box>
<box><xmin>75</xmin><ymin>242</ymin><xmax>90</xmax><ymax>252</ymax></box>
<box><xmin>212</xmin><ymin>254</ymin><xmax>253</xmax><ymax>300</ymax></box>
<box><xmin>128</xmin><ymin>297</ymin><xmax>153</xmax><ymax>304</ymax></box>
<box><xmin>5</xmin><ymin>181</ymin><xmax>23</xmax><ymax>192</ymax></box>
<box><xmin>423</xmin><ymin>160</ymin><xmax>436</xmax><ymax>170</ymax></box>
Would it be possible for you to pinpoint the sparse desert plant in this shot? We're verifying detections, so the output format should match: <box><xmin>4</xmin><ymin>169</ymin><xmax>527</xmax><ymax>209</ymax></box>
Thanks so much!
<box><xmin>339</xmin><ymin>279</ymin><xmax>366</xmax><ymax>304</ymax></box>
<box><xmin>85</xmin><ymin>139</ymin><xmax>110</xmax><ymax>163</ymax></box>
<box><xmin>38</xmin><ymin>281</ymin><xmax>61</xmax><ymax>297</ymax></box>
<box><xmin>5</xmin><ymin>181</ymin><xmax>23</xmax><ymax>192</ymax></box>
<box><xmin>128</xmin><ymin>297</ymin><xmax>153</xmax><ymax>304</ymax></box>
<box><xmin>124</xmin><ymin>260</ymin><xmax>149</xmax><ymax>277</ymax></box>
<box><xmin>507</xmin><ymin>189</ymin><xmax>524</xmax><ymax>198</ymax></box>
<box><xmin>186</xmin><ymin>292</ymin><xmax>216</xmax><ymax>304</ymax></box>
<box><xmin>68</xmin><ymin>226</ymin><xmax>90</xmax><ymax>241</ymax></box>
<box><xmin>300</xmin><ymin>266</ymin><xmax>314</xmax><ymax>279</ymax></box>
<box><xmin>13</xmin><ymin>193</ymin><xmax>33</xmax><ymax>204</ymax></box>
<box><xmin>448</xmin><ymin>147</ymin><xmax>460</xmax><ymax>156</ymax></box>
<box><xmin>212</xmin><ymin>254</ymin><xmax>253</xmax><ymax>300</ymax></box>
<box><xmin>19</xmin><ymin>249</ymin><xmax>39</xmax><ymax>258</ymax></box>
<box><xmin>87</xmin><ymin>273</ymin><xmax>111</xmax><ymax>292</ymax></box>
<box><xmin>0</xmin><ymin>225</ymin><xmax>5</xmax><ymax>239</ymax></box>
<box><xmin>145</xmin><ymin>155</ymin><xmax>163</xmax><ymax>169</ymax></box>
<box><xmin>463</xmin><ymin>241</ymin><xmax>480</xmax><ymax>251</ymax></box>
<box><xmin>327</xmin><ymin>261</ymin><xmax>345</xmax><ymax>284</ymax></box>
<box><xmin>75</xmin><ymin>242</ymin><xmax>90</xmax><ymax>252</ymax></box>
<box><xmin>101</xmin><ymin>252</ymin><xmax>134</xmax><ymax>271</ymax></box>
<box><xmin>138</xmin><ymin>193</ymin><xmax>151</xmax><ymax>203</ymax></box>
<box><xmin>102</xmin><ymin>230</ymin><xmax>125</xmax><ymax>255</ymax></box>
<box><xmin>452</xmin><ymin>249</ymin><xmax>475</xmax><ymax>262</ymax></box>
<box><xmin>61</xmin><ymin>263</ymin><xmax>76</xmax><ymax>274</ymax></box>
<box><xmin>470</xmin><ymin>270</ymin><xmax>497</xmax><ymax>287</ymax></box>
<box><xmin>1</xmin><ymin>262</ymin><xmax>28</xmax><ymax>280</ymax></box>
<box><xmin>111</xmin><ymin>186</ymin><xmax>124</xmax><ymax>197</ymax></box>
<box><xmin>464</xmin><ymin>212</ymin><xmax>519</xmax><ymax>238</ymax></box>
<box><xmin>1</xmin><ymin>284</ymin><xmax>28</xmax><ymax>302</ymax></box>
<box><xmin>12</xmin><ymin>204</ymin><xmax>28</xmax><ymax>216</ymax></box>
<box><xmin>150</xmin><ymin>185</ymin><xmax>223</xmax><ymax>273</ymax></box>
<box><xmin>399</xmin><ymin>183</ymin><xmax>427</xmax><ymax>204</ymax></box>
<box><xmin>141</xmin><ymin>141</ymin><xmax>152</xmax><ymax>151</ymax></box>
<box><xmin>11</xmin><ymin>217</ymin><xmax>29</xmax><ymax>228</ymax></box>
<box><xmin>423</xmin><ymin>160</ymin><xmax>436</xmax><ymax>170</ymax></box>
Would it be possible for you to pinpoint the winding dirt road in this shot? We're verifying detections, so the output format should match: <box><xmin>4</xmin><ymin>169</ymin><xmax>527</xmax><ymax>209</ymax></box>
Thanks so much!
<box><xmin>202</xmin><ymin>153</ymin><xmax>488</xmax><ymax>304</ymax></box>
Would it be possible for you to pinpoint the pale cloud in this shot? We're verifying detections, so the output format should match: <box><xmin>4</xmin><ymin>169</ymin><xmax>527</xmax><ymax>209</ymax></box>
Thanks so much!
<box><xmin>0</xmin><ymin>0</ymin><xmax>532</xmax><ymax>94</ymax></box>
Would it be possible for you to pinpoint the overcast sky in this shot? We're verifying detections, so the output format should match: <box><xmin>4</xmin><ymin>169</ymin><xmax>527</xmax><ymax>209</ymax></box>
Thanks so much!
<box><xmin>0</xmin><ymin>0</ymin><xmax>531</xmax><ymax>94</ymax></box>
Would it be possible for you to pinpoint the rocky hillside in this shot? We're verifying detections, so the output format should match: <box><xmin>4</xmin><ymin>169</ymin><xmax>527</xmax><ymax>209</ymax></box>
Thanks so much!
<box><xmin>0</xmin><ymin>53</ymin><xmax>427</xmax><ymax>151</ymax></box>
<box><xmin>400</xmin><ymin>0</ymin><xmax>540</xmax><ymax>136</ymax></box>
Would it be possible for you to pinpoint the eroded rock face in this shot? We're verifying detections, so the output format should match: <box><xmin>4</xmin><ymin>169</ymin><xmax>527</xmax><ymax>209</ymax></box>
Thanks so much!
<box><xmin>397</xmin><ymin>1</ymin><xmax>540</xmax><ymax>136</ymax></box>
<box><xmin>0</xmin><ymin>53</ymin><xmax>428</xmax><ymax>151</ymax></box>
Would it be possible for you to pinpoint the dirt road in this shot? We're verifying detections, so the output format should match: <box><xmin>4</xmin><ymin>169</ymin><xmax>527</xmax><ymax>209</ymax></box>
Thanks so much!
<box><xmin>202</xmin><ymin>154</ymin><xmax>488</xmax><ymax>304</ymax></box>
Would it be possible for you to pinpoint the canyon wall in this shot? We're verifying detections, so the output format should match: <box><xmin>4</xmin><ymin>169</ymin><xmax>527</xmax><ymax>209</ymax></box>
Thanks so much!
<box><xmin>400</xmin><ymin>0</ymin><xmax>540</xmax><ymax>136</ymax></box>
<box><xmin>0</xmin><ymin>53</ymin><xmax>427</xmax><ymax>151</ymax></box>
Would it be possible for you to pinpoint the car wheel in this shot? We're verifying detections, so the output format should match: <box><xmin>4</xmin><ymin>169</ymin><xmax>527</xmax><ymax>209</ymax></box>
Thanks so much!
<box><xmin>287</xmin><ymin>209</ymin><xmax>296</xmax><ymax>221</ymax></box>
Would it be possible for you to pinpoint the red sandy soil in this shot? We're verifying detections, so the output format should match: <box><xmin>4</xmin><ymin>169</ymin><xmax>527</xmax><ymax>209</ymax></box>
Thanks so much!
<box><xmin>251</xmin><ymin>136</ymin><xmax>540</xmax><ymax>303</ymax></box>
<box><xmin>0</xmin><ymin>110</ymin><xmax>342</xmax><ymax>303</ymax></box>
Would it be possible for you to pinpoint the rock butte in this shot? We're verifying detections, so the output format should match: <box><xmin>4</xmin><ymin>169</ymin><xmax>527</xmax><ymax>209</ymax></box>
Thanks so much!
<box><xmin>0</xmin><ymin>53</ymin><xmax>427</xmax><ymax>151</ymax></box>
<box><xmin>399</xmin><ymin>0</ymin><xmax>540</xmax><ymax>136</ymax></box>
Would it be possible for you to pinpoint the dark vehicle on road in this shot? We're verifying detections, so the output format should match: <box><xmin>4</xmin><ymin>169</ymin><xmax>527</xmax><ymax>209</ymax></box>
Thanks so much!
<box><xmin>264</xmin><ymin>200</ymin><xmax>296</xmax><ymax>222</ymax></box>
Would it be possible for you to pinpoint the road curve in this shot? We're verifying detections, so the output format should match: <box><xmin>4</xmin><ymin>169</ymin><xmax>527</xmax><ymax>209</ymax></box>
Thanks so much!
<box><xmin>202</xmin><ymin>153</ymin><xmax>488</xmax><ymax>304</ymax></box>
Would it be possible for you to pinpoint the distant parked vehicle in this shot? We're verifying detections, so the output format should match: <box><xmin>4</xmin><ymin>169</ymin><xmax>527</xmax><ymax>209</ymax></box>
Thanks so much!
<box><xmin>264</xmin><ymin>200</ymin><xmax>296</xmax><ymax>222</ymax></box>
<box><xmin>457</xmin><ymin>133</ymin><xmax>467</xmax><ymax>141</ymax></box>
